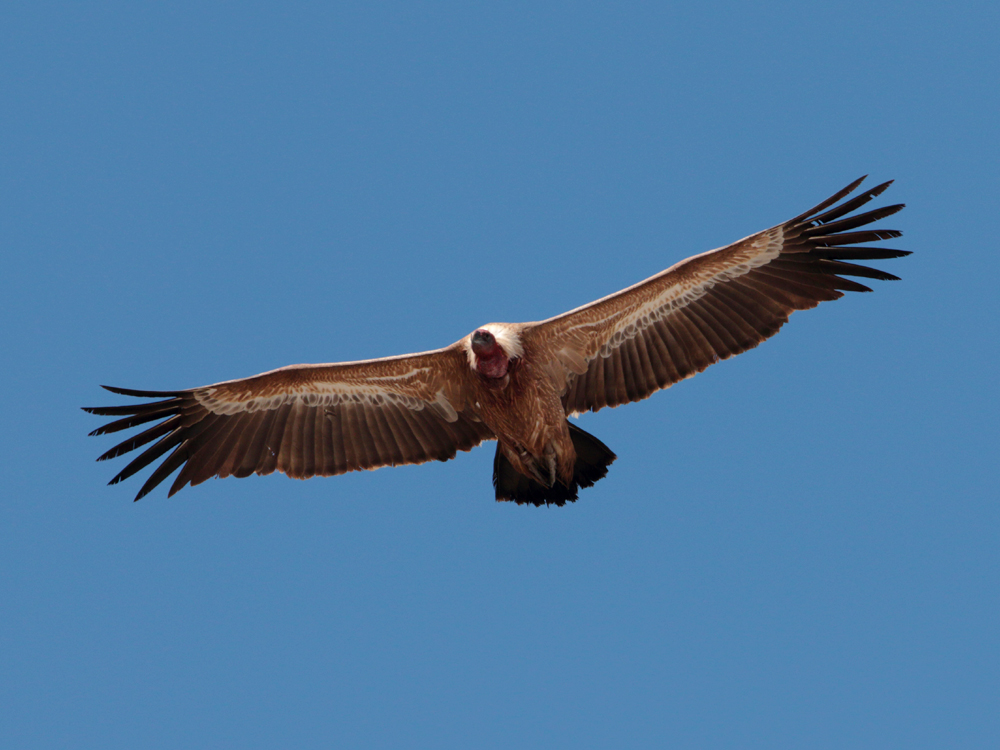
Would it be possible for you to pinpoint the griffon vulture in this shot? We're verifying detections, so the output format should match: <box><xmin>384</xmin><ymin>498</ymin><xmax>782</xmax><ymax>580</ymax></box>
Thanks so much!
<box><xmin>85</xmin><ymin>177</ymin><xmax>907</xmax><ymax>505</ymax></box>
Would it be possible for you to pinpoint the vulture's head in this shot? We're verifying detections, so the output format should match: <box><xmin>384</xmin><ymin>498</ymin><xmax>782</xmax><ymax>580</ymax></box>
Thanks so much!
<box><xmin>468</xmin><ymin>325</ymin><xmax>522</xmax><ymax>379</ymax></box>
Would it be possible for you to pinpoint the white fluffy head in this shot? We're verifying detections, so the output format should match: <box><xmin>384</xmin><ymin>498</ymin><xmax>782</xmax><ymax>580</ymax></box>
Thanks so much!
<box><xmin>465</xmin><ymin>323</ymin><xmax>524</xmax><ymax>369</ymax></box>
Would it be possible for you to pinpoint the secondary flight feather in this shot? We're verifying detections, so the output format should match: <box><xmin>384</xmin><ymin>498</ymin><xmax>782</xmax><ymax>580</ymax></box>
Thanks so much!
<box><xmin>85</xmin><ymin>177</ymin><xmax>908</xmax><ymax>505</ymax></box>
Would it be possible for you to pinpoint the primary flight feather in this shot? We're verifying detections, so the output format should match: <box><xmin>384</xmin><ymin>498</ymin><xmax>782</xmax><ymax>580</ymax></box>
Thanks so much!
<box><xmin>85</xmin><ymin>176</ymin><xmax>908</xmax><ymax>505</ymax></box>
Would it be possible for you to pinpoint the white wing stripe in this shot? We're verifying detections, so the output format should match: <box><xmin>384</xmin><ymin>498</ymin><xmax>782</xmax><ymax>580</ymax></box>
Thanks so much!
<box><xmin>195</xmin><ymin>385</ymin><xmax>432</xmax><ymax>416</ymax></box>
<box><xmin>595</xmin><ymin>228</ymin><xmax>784</xmax><ymax>357</ymax></box>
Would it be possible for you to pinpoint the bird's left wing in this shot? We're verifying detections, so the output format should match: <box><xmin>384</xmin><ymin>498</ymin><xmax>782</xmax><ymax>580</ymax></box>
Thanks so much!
<box><xmin>522</xmin><ymin>177</ymin><xmax>908</xmax><ymax>415</ymax></box>
<box><xmin>84</xmin><ymin>346</ymin><xmax>492</xmax><ymax>500</ymax></box>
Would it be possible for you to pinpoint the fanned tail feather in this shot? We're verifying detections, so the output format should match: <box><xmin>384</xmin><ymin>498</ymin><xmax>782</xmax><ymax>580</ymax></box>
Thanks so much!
<box><xmin>493</xmin><ymin>423</ymin><xmax>616</xmax><ymax>506</ymax></box>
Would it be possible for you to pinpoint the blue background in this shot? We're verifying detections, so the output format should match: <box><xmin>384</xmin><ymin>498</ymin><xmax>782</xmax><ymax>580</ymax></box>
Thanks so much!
<box><xmin>2</xmin><ymin>2</ymin><xmax>997</xmax><ymax>747</ymax></box>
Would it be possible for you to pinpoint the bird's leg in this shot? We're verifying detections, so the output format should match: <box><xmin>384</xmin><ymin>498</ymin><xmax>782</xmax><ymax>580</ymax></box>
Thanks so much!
<box><xmin>519</xmin><ymin>448</ymin><xmax>555</xmax><ymax>488</ymax></box>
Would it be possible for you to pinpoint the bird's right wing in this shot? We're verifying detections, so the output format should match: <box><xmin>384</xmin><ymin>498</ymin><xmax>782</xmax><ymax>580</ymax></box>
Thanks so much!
<box><xmin>523</xmin><ymin>177</ymin><xmax>908</xmax><ymax>415</ymax></box>
<box><xmin>84</xmin><ymin>346</ymin><xmax>493</xmax><ymax>500</ymax></box>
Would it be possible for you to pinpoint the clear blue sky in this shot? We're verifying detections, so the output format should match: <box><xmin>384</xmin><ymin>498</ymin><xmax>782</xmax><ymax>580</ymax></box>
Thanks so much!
<box><xmin>2</xmin><ymin>2</ymin><xmax>997</xmax><ymax>748</ymax></box>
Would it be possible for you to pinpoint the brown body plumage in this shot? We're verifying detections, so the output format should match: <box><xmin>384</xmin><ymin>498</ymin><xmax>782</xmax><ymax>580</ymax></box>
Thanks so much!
<box><xmin>86</xmin><ymin>177</ymin><xmax>908</xmax><ymax>505</ymax></box>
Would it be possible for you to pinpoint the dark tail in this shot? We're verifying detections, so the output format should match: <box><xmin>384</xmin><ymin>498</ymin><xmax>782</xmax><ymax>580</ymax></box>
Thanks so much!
<box><xmin>493</xmin><ymin>422</ymin><xmax>616</xmax><ymax>506</ymax></box>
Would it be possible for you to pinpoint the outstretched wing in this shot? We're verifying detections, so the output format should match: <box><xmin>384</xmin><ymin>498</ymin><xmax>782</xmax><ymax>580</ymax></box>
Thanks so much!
<box><xmin>84</xmin><ymin>346</ymin><xmax>492</xmax><ymax>500</ymax></box>
<box><xmin>524</xmin><ymin>177</ymin><xmax>908</xmax><ymax>415</ymax></box>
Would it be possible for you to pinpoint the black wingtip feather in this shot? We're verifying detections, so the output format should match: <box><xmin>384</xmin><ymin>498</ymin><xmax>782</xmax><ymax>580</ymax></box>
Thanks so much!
<box><xmin>811</xmin><ymin>247</ymin><xmax>911</xmax><ymax>261</ymax></box>
<box><xmin>809</xmin><ymin>180</ymin><xmax>895</xmax><ymax>225</ymax></box>
<box><xmin>777</xmin><ymin>179</ymin><xmax>908</xmax><ymax>294</ymax></box>
<box><xmin>789</xmin><ymin>176</ymin><xmax>868</xmax><ymax>223</ymax></box>
<box><xmin>96</xmin><ymin>417</ymin><xmax>180</xmax><ymax>462</ymax></box>
<box><xmin>806</xmin><ymin>204</ymin><xmax>905</xmax><ymax>237</ymax></box>
<box><xmin>101</xmin><ymin>384</ymin><xmax>184</xmax><ymax>398</ymax></box>
<box><xmin>818</xmin><ymin>259</ymin><xmax>901</xmax><ymax>281</ymax></box>
<box><xmin>134</xmin><ymin>446</ymin><xmax>189</xmax><ymax>501</ymax></box>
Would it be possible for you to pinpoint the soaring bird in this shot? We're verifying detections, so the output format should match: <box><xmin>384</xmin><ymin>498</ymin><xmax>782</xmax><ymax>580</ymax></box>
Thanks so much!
<box><xmin>86</xmin><ymin>177</ymin><xmax>907</xmax><ymax>505</ymax></box>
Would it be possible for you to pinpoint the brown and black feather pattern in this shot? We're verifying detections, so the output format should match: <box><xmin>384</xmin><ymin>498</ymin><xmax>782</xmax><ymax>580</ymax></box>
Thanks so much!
<box><xmin>557</xmin><ymin>177</ymin><xmax>908</xmax><ymax>414</ymax></box>
<box><xmin>84</xmin><ymin>384</ymin><xmax>493</xmax><ymax>501</ymax></box>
